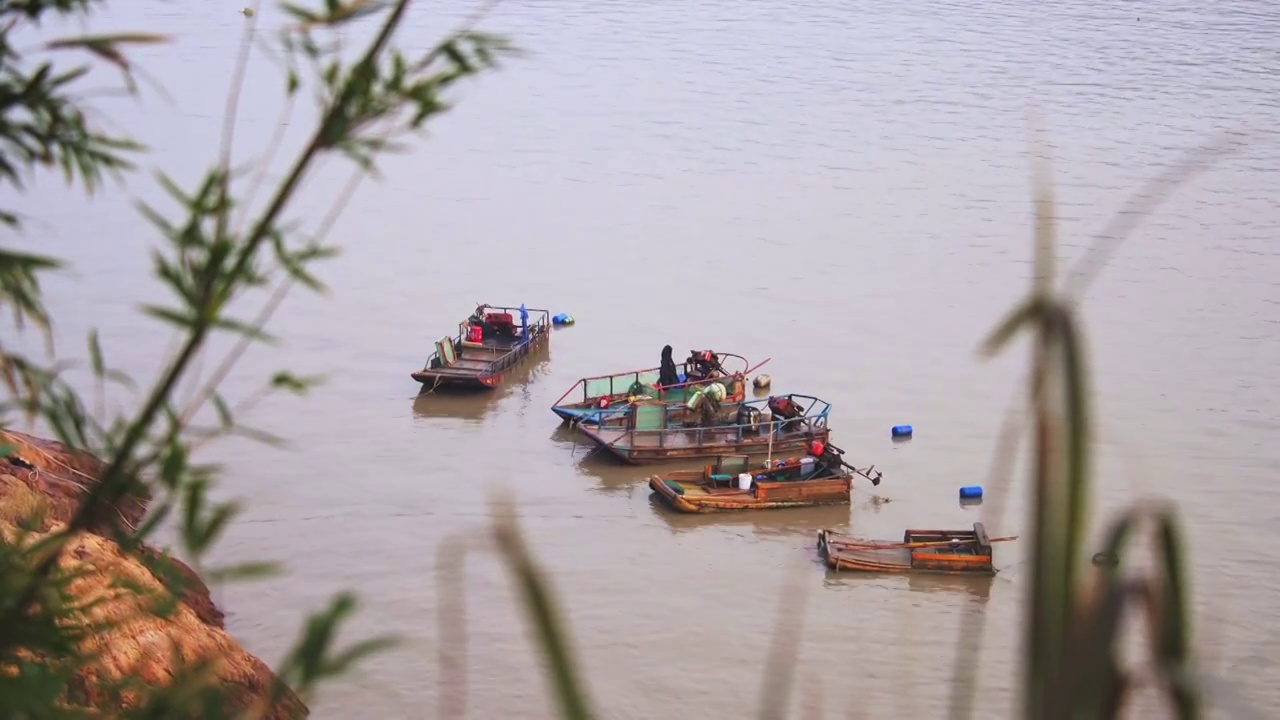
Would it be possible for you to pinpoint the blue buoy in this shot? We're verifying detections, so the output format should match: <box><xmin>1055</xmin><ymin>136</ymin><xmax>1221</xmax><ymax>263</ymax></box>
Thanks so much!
<box><xmin>891</xmin><ymin>424</ymin><xmax>913</xmax><ymax>438</ymax></box>
<box><xmin>959</xmin><ymin>485</ymin><xmax>983</xmax><ymax>500</ymax></box>
<box><xmin>552</xmin><ymin>313</ymin><xmax>575</xmax><ymax>326</ymax></box>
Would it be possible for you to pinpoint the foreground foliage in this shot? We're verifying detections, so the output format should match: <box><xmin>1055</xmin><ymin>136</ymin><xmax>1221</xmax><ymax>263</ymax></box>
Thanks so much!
<box><xmin>1</xmin><ymin>0</ymin><xmax>516</xmax><ymax>715</ymax></box>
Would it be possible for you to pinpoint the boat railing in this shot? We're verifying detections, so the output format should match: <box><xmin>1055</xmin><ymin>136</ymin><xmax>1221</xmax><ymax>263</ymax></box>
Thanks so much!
<box><xmin>551</xmin><ymin>352</ymin><xmax>760</xmax><ymax>408</ymax></box>
<box><xmin>608</xmin><ymin>394</ymin><xmax>831</xmax><ymax>450</ymax></box>
<box><xmin>421</xmin><ymin>305</ymin><xmax>551</xmax><ymax>372</ymax></box>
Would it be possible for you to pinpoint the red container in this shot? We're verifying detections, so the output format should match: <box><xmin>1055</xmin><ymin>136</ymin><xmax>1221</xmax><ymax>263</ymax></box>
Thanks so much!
<box><xmin>466</xmin><ymin>324</ymin><xmax>483</xmax><ymax>343</ymax></box>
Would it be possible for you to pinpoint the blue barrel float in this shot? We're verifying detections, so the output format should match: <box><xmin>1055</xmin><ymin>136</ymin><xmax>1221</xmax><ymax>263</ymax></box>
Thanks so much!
<box><xmin>959</xmin><ymin>485</ymin><xmax>983</xmax><ymax>500</ymax></box>
<box><xmin>552</xmin><ymin>313</ymin><xmax>575</xmax><ymax>326</ymax></box>
<box><xmin>891</xmin><ymin>424</ymin><xmax>913</xmax><ymax>440</ymax></box>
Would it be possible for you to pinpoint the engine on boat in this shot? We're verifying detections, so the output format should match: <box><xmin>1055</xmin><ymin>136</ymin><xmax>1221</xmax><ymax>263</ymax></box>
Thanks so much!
<box><xmin>735</xmin><ymin>404</ymin><xmax>772</xmax><ymax>435</ymax></box>
<box><xmin>467</xmin><ymin>307</ymin><xmax>519</xmax><ymax>341</ymax></box>
<box><xmin>684</xmin><ymin>349</ymin><xmax>725</xmax><ymax>382</ymax></box>
<box><xmin>766</xmin><ymin>395</ymin><xmax>807</xmax><ymax>431</ymax></box>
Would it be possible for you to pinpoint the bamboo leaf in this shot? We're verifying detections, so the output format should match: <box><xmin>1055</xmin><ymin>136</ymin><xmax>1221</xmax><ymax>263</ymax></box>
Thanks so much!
<box><xmin>978</xmin><ymin>296</ymin><xmax>1045</xmax><ymax>357</ymax></box>
<box><xmin>206</xmin><ymin>560</ymin><xmax>281</xmax><ymax>584</ymax></box>
<box><xmin>1053</xmin><ymin>301</ymin><xmax>1092</xmax><ymax>647</ymax></box>
<box><xmin>1153</xmin><ymin>509</ymin><xmax>1200</xmax><ymax>719</ymax></box>
<box><xmin>44</xmin><ymin>33</ymin><xmax>171</xmax><ymax>70</ymax></box>
<box><xmin>87</xmin><ymin>330</ymin><xmax>104</xmax><ymax>378</ymax></box>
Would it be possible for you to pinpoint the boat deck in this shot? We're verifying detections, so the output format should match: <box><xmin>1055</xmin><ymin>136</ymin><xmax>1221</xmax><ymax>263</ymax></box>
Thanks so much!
<box><xmin>417</xmin><ymin>339</ymin><xmax>523</xmax><ymax>378</ymax></box>
<box><xmin>831</xmin><ymin>546</ymin><xmax>913</xmax><ymax>569</ymax></box>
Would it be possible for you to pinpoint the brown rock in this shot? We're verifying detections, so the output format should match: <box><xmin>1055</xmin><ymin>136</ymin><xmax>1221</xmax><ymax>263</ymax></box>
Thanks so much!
<box><xmin>0</xmin><ymin>430</ymin><xmax>306</xmax><ymax>717</ymax></box>
<box><xmin>0</xmin><ymin>428</ymin><xmax>147</xmax><ymax>534</ymax></box>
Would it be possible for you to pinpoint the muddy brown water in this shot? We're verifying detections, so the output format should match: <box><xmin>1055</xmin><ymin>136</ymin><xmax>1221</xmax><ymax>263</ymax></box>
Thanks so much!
<box><xmin>16</xmin><ymin>0</ymin><xmax>1280</xmax><ymax>717</ymax></box>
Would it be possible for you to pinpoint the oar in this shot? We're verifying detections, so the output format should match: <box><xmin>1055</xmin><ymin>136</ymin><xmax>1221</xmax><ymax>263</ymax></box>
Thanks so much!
<box><xmin>828</xmin><ymin>535</ymin><xmax>1020</xmax><ymax>551</ymax></box>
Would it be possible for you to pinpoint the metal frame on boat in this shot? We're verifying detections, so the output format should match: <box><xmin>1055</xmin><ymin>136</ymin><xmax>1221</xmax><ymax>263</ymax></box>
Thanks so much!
<box><xmin>573</xmin><ymin>393</ymin><xmax>832</xmax><ymax>465</ymax></box>
<box><xmin>550</xmin><ymin>352</ymin><xmax>768</xmax><ymax>424</ymax></box>
<box><xmin>411</xmin><ymin>303</ymin><xmax>551</xmax><ymax>391</ymax></box>
<box><xmin>816</xmin><ymin>523</ymin><xmax>1001</xmax><ymax>575</ymax></box>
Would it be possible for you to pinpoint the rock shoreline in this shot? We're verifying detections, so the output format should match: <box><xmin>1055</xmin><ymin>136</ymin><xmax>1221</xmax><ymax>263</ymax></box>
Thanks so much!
<box><xmin>0</xmin><ymin>429</ymin><xmax>306</xmax><ymax>718</ymax></box>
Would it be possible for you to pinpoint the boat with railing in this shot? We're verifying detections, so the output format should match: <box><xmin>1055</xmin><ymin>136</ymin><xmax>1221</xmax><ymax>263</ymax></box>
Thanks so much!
<box><xmin>550</xmin><ymin>351</ymin><xmax>769</xmax><ymax>424</ymax></box>
<box><xmin>411</xmin><ymin>303</ymin><xmax>551</xmax><ymax>391</ymax></box>
<box><xmin>572</xmin><ymin>392</ymin><xmax>832</xmax><ymax>465</ymax></box>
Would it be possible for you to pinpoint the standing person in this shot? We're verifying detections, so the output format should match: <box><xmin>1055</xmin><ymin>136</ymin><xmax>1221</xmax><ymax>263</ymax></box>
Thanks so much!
<box><xmin>658</xmin><ymin>345</ymin><xmax>680</xmax><ymax>387</ymax></box>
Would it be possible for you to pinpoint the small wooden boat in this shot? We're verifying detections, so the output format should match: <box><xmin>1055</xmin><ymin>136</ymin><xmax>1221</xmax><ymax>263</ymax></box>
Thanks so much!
<box><xmin>573</xmin><ymin>393</ymin><xmax>832</xmax><ymax>465</ymax></box>
<box><xmin>816</xmin><ymin>523</ymin><xmax>1009</xmax><ymax>575</ymax></box>
<box><xmin>411</xmin><ymin>304</ymin><xmax>551</xmax><ymax>391</ymax></box>
<box><xmin>649</xmin><ymin>443</ymin><xmax>882</xmax><ymax>513</ymax></box>
<box><xmin>551</xmin><ymin>351</ymin><xmax>769</xmax><ymax>424</ymax></box>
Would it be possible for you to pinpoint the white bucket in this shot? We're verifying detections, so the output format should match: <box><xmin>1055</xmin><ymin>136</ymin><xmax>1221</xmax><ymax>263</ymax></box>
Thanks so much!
<box><xmin>737</xmin><ymin>473</ymin><xmax>752</xmax><ymax>490</ymax></box>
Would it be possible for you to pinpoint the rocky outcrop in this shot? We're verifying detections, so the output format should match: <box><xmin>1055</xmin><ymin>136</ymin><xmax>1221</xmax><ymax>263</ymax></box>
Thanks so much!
<box><xmin>0</xmin><ymin>429</ymin><xmax>306</xmax><ymax>718</ymax></box>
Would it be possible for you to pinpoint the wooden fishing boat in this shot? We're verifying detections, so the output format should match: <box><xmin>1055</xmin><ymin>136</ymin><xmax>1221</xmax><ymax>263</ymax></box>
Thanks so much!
<box><xmin>411</xmin><ymin>304</ymin><xmax>551</xmax><ymax>391</ymax></box>
<box><xmin>573</xmin><ymin>393</ymin><xmax>832</xmax><ymax>465</ymax></box>
<box><xmin>816</xmin><ymin>523</ymin><xmax>1008</xmax><ymax>575</ymax></box>
<box><xmin>550</xmin><ymin>351</ymin><xmax>768</xmax><ymax>424</ymax></box>
<box><xmin>649</xmin><ymin>442</ymin><xmax>882</xmax><ymax>513</ymax></box>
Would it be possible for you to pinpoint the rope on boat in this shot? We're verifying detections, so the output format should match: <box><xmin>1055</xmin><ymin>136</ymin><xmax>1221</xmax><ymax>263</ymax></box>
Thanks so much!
<box><xmin>567</xmin><ymin>417</ymin><xmax>599</xmax><ymax>457</ymax></box>
<box><xmin>419</xmin><ymin>374</ymin><xmax>444</xmax><ymax>397</ymax></box>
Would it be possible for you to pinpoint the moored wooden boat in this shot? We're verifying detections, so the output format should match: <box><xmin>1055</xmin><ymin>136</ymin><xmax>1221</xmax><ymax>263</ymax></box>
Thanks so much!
<box><xmin>551</xmin><ymin>351</ymin><xmax>769</xmax><ymax>424</ymax></box>
<box><xmin>816</xmin><ymin>523</ymin><xmax>1010</xmax><ymax>575</ymax></box>
<box><xmin>573</xmin><ymin>393</ymin><xmax>832</xmax><ymax>465</ymax></box>
<box><xmin>411</xmin><ymin>304</ymin><xmax>550</xmax><ymax>391</ymax></box>
<box><xmin>649</xmin><ymin>442</ymin><xmax>882</xmax><ymax>513</ymax></box>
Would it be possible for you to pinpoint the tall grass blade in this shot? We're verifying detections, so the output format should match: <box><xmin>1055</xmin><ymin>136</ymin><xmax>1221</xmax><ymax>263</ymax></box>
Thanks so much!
<box><xmin>489</xmin><ymin>500</ymin><xmax>595</xmax><ymax>720</ymax></box>
<box><xmin>756</xmin><ymin>561</ymin><xmax>809</xmax><ymax>720</ymax></box>
<box><xmin>437</xmin><ymin>535</ymin><xmax>470</xmax><ymax>719</ymax></box>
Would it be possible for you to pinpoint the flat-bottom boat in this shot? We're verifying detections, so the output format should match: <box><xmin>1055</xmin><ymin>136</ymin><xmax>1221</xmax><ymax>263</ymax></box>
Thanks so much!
<box><xmin>411</xmin><ymin>303</ymin><xmax>550</xmax><ymax>391</ymax></box>
<box><xmin>649</xmin><ymin>442</ymin><xmax>881</xmax><ymax>513</ymax></box>
<box><xmin>816</xmin><ymin>523</ymin><xmax>1006</xmax><ymax>575</ymax></box>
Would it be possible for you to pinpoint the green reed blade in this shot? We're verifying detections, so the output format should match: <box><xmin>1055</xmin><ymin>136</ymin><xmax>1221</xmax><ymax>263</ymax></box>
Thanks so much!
<box><xmin>490</xmin><ymin>505</ymin><xmax>595</xmax><ymax>720</ymax></box>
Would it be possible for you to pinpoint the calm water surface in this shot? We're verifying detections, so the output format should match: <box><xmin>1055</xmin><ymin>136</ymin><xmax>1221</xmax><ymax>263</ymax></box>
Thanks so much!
<box><xmin>20</xmin><ymin>0</ymin><xmax>1280</xmax><ymax>717</ymax></box>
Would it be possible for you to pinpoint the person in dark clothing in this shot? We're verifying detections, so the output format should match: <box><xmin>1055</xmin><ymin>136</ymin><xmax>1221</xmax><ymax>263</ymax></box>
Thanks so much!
<box><xmin>658</xmin><ymin>345</ymin><xmax>680</xmax><ymax>387</ymax></box>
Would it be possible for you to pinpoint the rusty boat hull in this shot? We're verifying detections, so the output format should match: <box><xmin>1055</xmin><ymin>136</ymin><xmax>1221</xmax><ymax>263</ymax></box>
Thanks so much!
<box><xmin>816</xmin><ymin>523</ymin><xmax>998</xmax><ymax>576</ymax></box>
<box><xmin>573</xmin><ymin>393</ymin><xmax>833</xmax><ymax>466</ymax></box>
<box><xmin>649</xmin><ymin>454</ymin><xmax>853</xmax><ymax>513</ymax></box>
